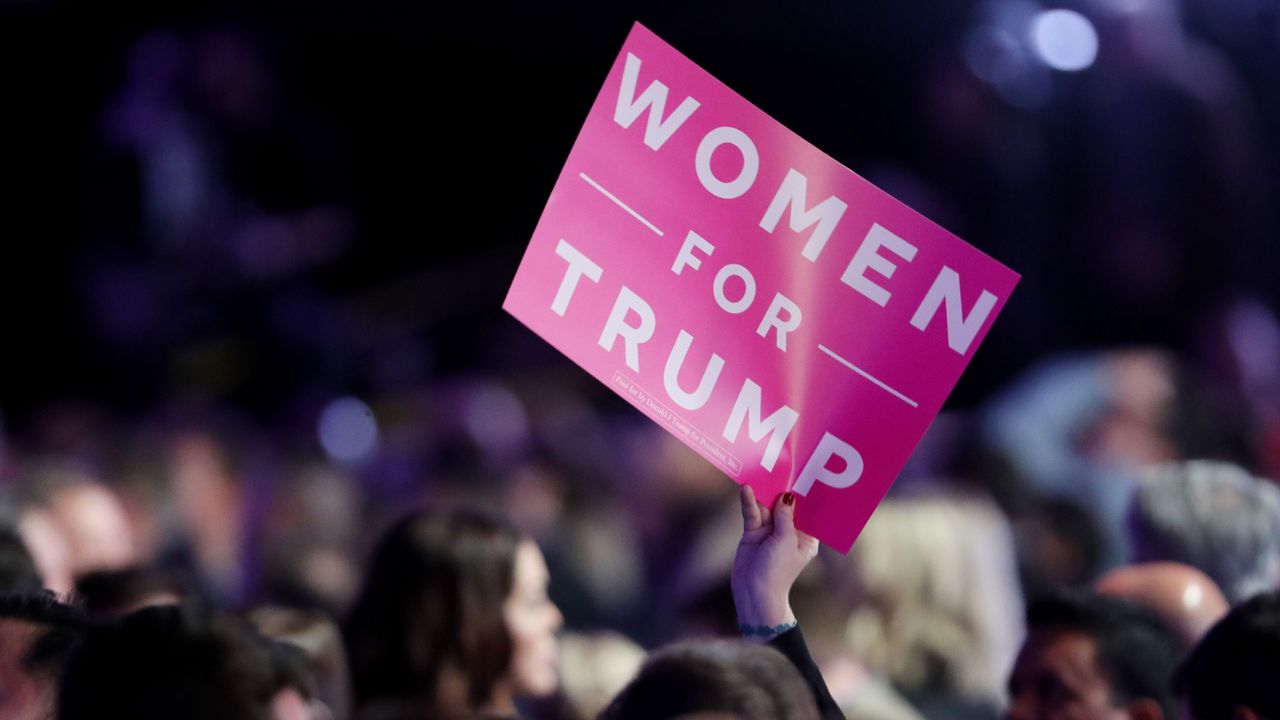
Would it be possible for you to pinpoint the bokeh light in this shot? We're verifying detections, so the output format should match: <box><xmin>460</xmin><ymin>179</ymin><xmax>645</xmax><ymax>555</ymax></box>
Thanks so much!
<box><xmin>317</xmin><ymin>396</ymin><xmax>379</xmax><ymax>463</ymax></box>
<box><xmin>1031</xmin><ymin>9</ymin><xmax>1100</xmax><ymax>71</ymax></box>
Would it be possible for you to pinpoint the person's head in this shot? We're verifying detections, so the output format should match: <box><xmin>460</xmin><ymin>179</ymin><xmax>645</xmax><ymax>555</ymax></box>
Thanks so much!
<box><xmin>1174</xmin><ymin>590</ymin><xmax>1280</xmax><ymax>720</ymax></box>
<box><xmin>1094</xmin><ymin>562</ymin><xmax>1229</xmax><ymax>651</ymax></box>
<box><xmin>1021</xmin><ymin>496</ymin><xmax>1106</xmax><ymax>591</ymax></box>
<box><xmin>21</xmin><ymin>462</ymin><xmax>137</xmax><ymax>580</ymax></box>
<box><xmin>0</xmin><ymin>592</ymin><xmax>84</xmax><ymax>720</ymax></box>
<box><xmin>1006</xmin><ymin>589</ymin><xmax>1179</xmax><ymax>720</ymax></box>
<box><xmin>58</xmin><ymin>603</ymin><xmax>295</xmax><ymax>720</ymax></box>
<box><xmin>1129</xmin><ymin>460</ymin><xmax>1280</xmax><ymax>603</ymax></box>
<box><xmin>16</xmin><ymin>461</ymin><xmax>135</xmax><ymax>579</ymax></box>
<box><xmin>74</xmin><ymin>566</ymin><xmax>188</xmax><ymax>618</ymax></box>
<box><xmin>830</xmin><ymin>493</ymin><xmax>1024</xmax><ymax>705</ymax></box>
<box><xmin>49</xmin><ymin>482</ymin><xmax>136</xmax><ymax>576</ymax></box>
<box><xmin>249</xmin><ymin>605</ymin><xmax>352</xmax><ymax>720</ymax></box>
<box><xmin>599</xmin><ymin>639</ymin><xmax>820</xmax><ymax>720</ymax></box>
<box><xmin>345</xmin><ymin>508</ymin><xmax>562</xmax><ymax>715</ymax></box>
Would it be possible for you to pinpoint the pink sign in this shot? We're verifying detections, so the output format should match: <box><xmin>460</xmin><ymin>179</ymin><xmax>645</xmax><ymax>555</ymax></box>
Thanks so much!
<box><xmin>504</xmin><ymin>23</ymin><xmax>1019</xmax><ymax>551</ymax></box>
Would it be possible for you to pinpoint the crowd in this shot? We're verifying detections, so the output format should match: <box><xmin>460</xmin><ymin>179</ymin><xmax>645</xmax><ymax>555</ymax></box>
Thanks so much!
<box><xmin>2</xmin><ymin>339</ymin><xmax>1280</xmax><ymax>719</ymax></box>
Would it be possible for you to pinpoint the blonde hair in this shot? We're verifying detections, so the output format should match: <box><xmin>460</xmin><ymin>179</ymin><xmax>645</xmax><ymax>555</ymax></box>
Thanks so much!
<box><xmin>836</xmin><ymin>491</ymin><xmax>1022</xmax><ymax>704</ymax></box>
<box><xmin>556</xmin><ymin>631</ymin><xmax>645</xmax><ymax>719</ymax></box>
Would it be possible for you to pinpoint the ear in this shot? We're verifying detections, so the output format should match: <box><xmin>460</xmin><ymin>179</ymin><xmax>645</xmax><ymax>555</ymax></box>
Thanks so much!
<box><xmin>1125</xmin><ymin>698</ymin><xmax>1163</xmax><ymax>720</ymax></box>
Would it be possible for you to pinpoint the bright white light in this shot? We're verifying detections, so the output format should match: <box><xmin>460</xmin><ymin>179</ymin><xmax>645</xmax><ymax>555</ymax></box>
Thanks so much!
<box><xmin>317</xmin><ymin>396</ymin><xmax>379</xmax><ymax>462</ymax></box>
<box><xmin>1031</xmin><ymin>9</ymin><xmax>1099</xmax><ymax>71</ymax></box>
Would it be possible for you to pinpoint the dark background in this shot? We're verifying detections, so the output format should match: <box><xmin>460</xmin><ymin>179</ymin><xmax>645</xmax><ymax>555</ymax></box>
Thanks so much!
<box><xmin>1</xmin><ymin>0</ymin><xmax>1277</xmax><ymax>427</ymax></box>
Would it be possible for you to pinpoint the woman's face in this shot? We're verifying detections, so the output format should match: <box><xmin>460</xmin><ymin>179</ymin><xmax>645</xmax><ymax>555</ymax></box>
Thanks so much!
<box><xmin>504</xmin><ymin>541</ymin><xmax>563</xmax><ymax>698</ymax></box>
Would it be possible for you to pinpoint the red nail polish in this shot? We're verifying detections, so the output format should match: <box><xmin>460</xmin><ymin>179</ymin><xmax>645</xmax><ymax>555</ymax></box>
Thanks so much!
<box><xmin>783</xmin><ymin>492</ymin><xmax>795</xmax><ymax>506</ymax></box>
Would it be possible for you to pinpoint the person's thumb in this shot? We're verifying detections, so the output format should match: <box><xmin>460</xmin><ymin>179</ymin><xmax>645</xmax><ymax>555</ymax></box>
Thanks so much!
<box><xmin>740</xmin><ymin>483</ymin><xmax>763</xmax><ymax>532</ymax></box>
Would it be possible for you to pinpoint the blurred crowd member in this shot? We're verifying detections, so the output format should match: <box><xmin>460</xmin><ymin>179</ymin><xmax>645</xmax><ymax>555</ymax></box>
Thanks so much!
<box><xmin>1196</xmin><ymin>298</ymin><xmax>1280</xmax><ymax>482</ymax></box>
<box><xmin>598</xmin><ymin>640</ymin><xmax>819</xmax><ymax>720</ymax></box>
<box><xmin>6</xmin><ymin>461</ymin><xmax>135</xmax><ymax>593</ymax></box>
<box><xmin>58</xmin><ymin>603</ymin><xmax>309</xmax><ymax>720</ymax></box>
<box><xmin>555</xmin><ymin>631</ymin><xmax>644</xmax><ymax>720</ymax></box>
<box><xmin>827</xmin><ymin>491</ymin><xmax>1022</xmax><ymax>718</ymax></box>
<box><xmin>981</xmin><ymin>351</ymin><xmax>1182</xmax><ymax>568</ymax></box>
<box><xmin>501</xmin><ymin>458</ymin><xmax>644</xmax><ymax>634</ymax></box>
<box><xmin>0</xmin><ymin>592</ymin><xmax>83</xmax><ymax>720</ymax></box>
<box><xmin>259</xmin><ymin>463</ymin><xmax>362</xmax><ymax>615</ymax></box>
<box><xmin>45</xmin><ymin>481</ymin><xmax>137</xmax><ymax>577</ymax></box>
<box><xmin>1015</xmin><ymin>496</ymin><xmax>1106</xmax><ymax>595</ymax></box>
<box><xmin>1094</xmin><ymin>562</ymin><xmax>1229</xmax><ymax>651</ymax></box>
<box><xmin>1006</xmin><ymin>590</ymin><xmax>1179</xmax><ymax>720</ymax></box>
<box><xmin>344</xmin><ymin>508</ymin><xmax>563</xmax><ymax>719</ymax></box>
<box><xmin>1175</xmin><ymin>590</ymin><xmax>1280</xmax><ymax>720</ymax></box>
<box><xmin>165</xmin><ymin>429</ymin><xmax>252</xmax><ymax>607</ymax></box>
<box><xmin>0</xmin><ymin>528</ymin><xmax>43</xmax><ymax>593</ymax></box>
<box><xmin>74</xmin><ymin>566</ymin><xmax>188</xmax><ymax>618</ymax></box>
<box><xmin>1129</xmin><ymin>460</ymin><xmax>1280</xmax><ymax>603</ymax></box>
<box><xmin>250</xmin><ymin>605</ymin><xmax>353</xmax><ymax>720</ymax></box>
<box><xmin>19</xmin><ymin>462</ymin><xmax>137</xmax><ymax>580</ymax></box>
<box><xmin>830</xmin><ymin>668</ymin><xmax>927</xmax><ymax>720</ymax></box>
<box><xmin>784</xmin><ymin>568</ymin><xmax>925</xmax><ymax>720</ymax></box>
<box><xmin>100</xmin><ymin>433</ymin><xmax>174</xmax><ymax>570</ymax></box>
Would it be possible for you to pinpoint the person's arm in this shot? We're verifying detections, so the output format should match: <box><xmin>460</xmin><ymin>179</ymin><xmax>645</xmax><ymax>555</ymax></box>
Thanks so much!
<box><xmin>732</xmin><ymin>485</ymin><xmax>842</xmax><ymax>720</ymax></box>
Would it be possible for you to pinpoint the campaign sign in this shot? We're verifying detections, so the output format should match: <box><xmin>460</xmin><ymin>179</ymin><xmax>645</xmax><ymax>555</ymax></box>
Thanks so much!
<box><xmin>504</xmin><ymin>23</ymin><xmax>1019</xmax><ymax>551</ymax></box>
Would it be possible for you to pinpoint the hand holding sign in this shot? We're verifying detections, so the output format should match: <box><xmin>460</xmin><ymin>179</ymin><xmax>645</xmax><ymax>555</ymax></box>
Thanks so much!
<box><xmin>504</xmin><ymin>23</ymin><xmax>1019</xmax><ymax>550</ymax></box>
<box><xmin>733</xmin><ymin>484</ymin><xmax>819</xmax><ymax>642</ymax></box>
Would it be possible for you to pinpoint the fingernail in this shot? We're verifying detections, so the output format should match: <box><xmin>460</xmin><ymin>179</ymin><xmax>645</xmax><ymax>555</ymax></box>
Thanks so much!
<box><xmin>783</xmin><ymin>492</ymin><xmax>795</xmax><ymax>507</ymax></box>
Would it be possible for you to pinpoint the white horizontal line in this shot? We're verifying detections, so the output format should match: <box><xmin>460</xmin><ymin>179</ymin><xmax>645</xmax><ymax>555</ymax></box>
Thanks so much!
<box><xmin>817</xmin><ymin>344</ymin><xmax>919</xmax><ymax>408</ymax></box>
<box><xmin>579</xmin><ymin>172</ymin><xmax>664</xmax><ymax>236</ymax></box>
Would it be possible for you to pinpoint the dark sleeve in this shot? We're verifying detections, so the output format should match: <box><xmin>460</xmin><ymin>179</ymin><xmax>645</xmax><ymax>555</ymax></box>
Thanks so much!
<box><xmin>766</xmin><ymin>625</ymin><xmax>843</xmax><ymax>720</ymax></box>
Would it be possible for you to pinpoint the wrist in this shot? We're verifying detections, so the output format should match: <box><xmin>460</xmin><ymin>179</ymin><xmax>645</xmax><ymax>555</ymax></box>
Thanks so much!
<box><xmin>739</xmin><ymin>619</ymin><xmax>797</xmax><ymax>641</ymax></box>
<box><xmin>736</xmin><ymin>598</ymin><xmax>796</xmax><ymax>643</ymax></box>
<box><xmin>745</xmin><ymin>591</ymin><xmax>794</xmax><ymax>625</ymax></box>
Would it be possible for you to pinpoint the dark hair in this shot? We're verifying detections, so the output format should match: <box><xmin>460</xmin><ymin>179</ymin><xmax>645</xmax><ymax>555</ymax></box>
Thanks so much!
<box><xmin>0</xmin><ymin>591</ymin><xmax>85</xmax><ymax>629</ymax></box>
<box><xmin>600</xmin><ymin>639</ymin><xmax>821</xmax><ymax>720</ymax></box>
<box><xmin>0</xmin><ymin>528</ymin><xmax>42</xmax><ymax>593</ymax></box>
<box><xmin>1175</xmin><ymin>590</ymin><xmax>1280</xmax><ymax>719</ymax></box>
<box><xmin>1025</xmin><ymin>589</ymin><xmax>1179</xmax><ymax>718</ymax></box>
<box><xmin>345</xmin><ymin>508</ymin><xmax>521</xmax><ymax>713</ymax></box>
<box><xmin>0</xmin><ymin>591</ymin><xmax>85</xmax><ymax>678</ymax></box>
<box><xmin>1034</xmin><ymin>496</ymin><xmax>1105</xmax><ymax>583</ymax></box>
<box><xmin>58</xmin><ymin>604</ymin><xmax>281</xmax><ymax>720</ymax></box>
<box><xmin>75</xmin><ymin>566</ymin><xmax>191</xmax><ymax>617</ymax></box>
<box><xmin>249</xmin><ymin>605</ymin><xmax>351</xmax><ymax>720</ymax></box>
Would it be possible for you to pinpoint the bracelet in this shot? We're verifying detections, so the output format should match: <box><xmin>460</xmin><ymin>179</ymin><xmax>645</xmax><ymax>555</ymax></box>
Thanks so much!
<box><xmin>739</xmin><ymin>620</ymin><xmax>797</xmax><ymax>637</ymax></box>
